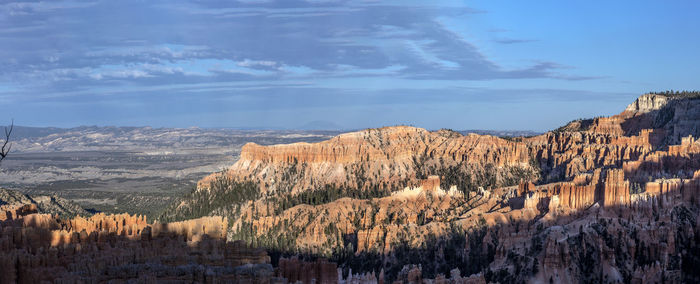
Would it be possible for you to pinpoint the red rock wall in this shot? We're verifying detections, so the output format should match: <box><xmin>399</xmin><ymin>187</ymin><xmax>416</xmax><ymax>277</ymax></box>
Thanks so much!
<box><xmin>200</xmin><ymin>126</ymin><xmax>537</xmax><ymax>193</ymax></box>
<box><xmin>601</xmin><ymin>169</ymin><xmax>630</xmax><ymax>207</ymax></box>
<box><xmin>557</xmin><ymin>182</ymin><xmax>596</xmax><ymax>210</ymax></box>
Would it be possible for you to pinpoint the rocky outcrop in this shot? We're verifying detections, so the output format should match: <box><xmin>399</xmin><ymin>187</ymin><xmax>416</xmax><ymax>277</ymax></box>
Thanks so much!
<box><xmin>0</xmin><ymin>188</ymin><xmax>87</xmax><ymax>218</ymax></box>
<box><xmin>625</xmin><ymin>94</ymin><xmax>670</xmax><ymax>114</ymax></box>
<box><xmin>162</xmin><ymin>92</ymin><xmax>700</xmax><ymax>283</ymax></box>
<box><xmin>517</xmin><ymin>181</ymin><xmax>535</xmax><ymax>197</ymax></box>
<box><xmin>518</xmin><ymin>168</ymin><xmax>631</xmax><ymax>212</ymax></box>
<box><xmin>0</xmin><ymin>204</ymin><xmax>37</xmax><ymax>221</ymax></box>
<box><xmin>0</xmin><ymin>213</ymin><xmax>277</xmax><ymax>283</ymax></box>
<box><xmin>179</xmin><ymin>94</ymin><xmax>700</xmax><ymax>229</ymax></box>
<box><xmin>556</xmin><ymin>181</ymin><xmax>597</xmax><ymax>210</ymax></box>
<box><xmin>601</xmin><ymin>169</ymin><xmax>630</xmax><ymax>207</ymax></box>
<box><xmin>200</xmin><ymin>126</ymin><xmax>538</xmax><ymax>196</ymax></box>
<box><xmin>204</xmin><ymin>111</ymin><xmax>674</xmax><ymax>200</ymax></box>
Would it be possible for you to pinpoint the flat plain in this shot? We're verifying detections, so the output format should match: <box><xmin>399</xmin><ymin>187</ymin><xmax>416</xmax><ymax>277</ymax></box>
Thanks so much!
<box><xmin>0</xmin><ymin>126</ymin><xmax>338</xmax><ymax>217</ymax></box>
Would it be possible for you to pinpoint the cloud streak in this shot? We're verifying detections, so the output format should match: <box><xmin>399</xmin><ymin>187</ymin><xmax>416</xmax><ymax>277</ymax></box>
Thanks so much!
<box><xmin>0</xmin><ymin>0</ymin><xmax>619</xmax><ymax>129</ymax></box>
<box><xmin>0</xmin><ymin>1</ymin><xmax>591</xmax><ymax>88</ymax></box>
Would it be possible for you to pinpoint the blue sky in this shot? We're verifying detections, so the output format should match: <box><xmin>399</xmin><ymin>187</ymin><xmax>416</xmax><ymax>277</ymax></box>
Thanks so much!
<box><xmin>1</xmin><ymin>0</ymin><xmax>699</xmax><ymax>131</ymax></box>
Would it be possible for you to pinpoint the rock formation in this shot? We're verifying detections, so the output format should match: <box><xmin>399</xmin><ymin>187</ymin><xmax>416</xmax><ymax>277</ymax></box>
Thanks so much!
<box><xmin>199</xmin><ymin>126</ymin><xmax>538</xmax><ymax>196</ymax></box>
<box><xmin>0</xmin><ymin>212</ymin><xmax>279</xmax><ymax>283</ymax></box>
<box><xmin>156</xmin><ymin>92</ymin><xmax>700</xmax><ymax>282</ymax></box>
<box><xmin>0</xmin><ymin>188</ymin><xmax>87</xmax><ymax>219</ymax></box>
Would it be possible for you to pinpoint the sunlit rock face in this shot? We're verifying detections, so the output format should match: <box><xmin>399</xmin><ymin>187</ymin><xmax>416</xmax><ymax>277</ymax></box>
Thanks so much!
<box><xmin>199</xmin><ymin>94</ymin><xmax>700</xmax><ymax>199</ymax></box>
<box><xmin>200</xmin><ymin>126</ymin><xmax>538</xmax><ymax>196</ymax></box>
<box><xmin>157</xmin><ymin>93</ymin><xmax>700</xmax><ymax>282</ymax></box>
<box><xmin>625</xmin><ymin>94</ymin><xmax>670</xmax><ymax>114</ymax></box>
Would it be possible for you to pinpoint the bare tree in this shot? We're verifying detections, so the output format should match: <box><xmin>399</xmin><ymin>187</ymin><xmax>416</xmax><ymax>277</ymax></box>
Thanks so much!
<box><xmin>0</xmin><ymin>119</ymin><xmax>13</xmax><ymax>165</ymax></box>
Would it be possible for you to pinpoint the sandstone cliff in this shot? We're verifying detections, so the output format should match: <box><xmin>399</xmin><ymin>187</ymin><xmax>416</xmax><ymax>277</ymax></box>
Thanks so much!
<box><xmin>201</xmin><ymin>126</ymin><xmax>538</xmax><ymax>196</ymax></box>
<box><xmin>195</xmin><ymin>93</ymin><xmax>700</xmax><ymax>202</ymax></box>
<box><xmin>157</xmin><ymin>92</ymin><xmax>700</xmax><ymax>283</ymax></box>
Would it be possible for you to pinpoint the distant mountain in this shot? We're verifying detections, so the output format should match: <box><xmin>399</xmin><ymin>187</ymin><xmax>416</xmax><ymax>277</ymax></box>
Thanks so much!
<box><xmin>6</xmin><ymin>125</ymin><xmax>340</xmax><ymax>153</ymax></box>
<box><xmin>459</xmin><ymin>129</ymin><xmax>541</xmax><ymax>137</ymax></box>
<box><xmin>9</xmin><ymin>126</ymin><xmax>71</xmax><ymax>139</ymax></box>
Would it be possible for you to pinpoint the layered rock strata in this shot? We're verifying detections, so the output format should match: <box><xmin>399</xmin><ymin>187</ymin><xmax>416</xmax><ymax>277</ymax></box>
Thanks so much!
<box><xmin>163</xmin><ymin>93</ymin><xmax>700</xmax><ymax>283</ymax></box>
<box><xmin>200</xmin><ymin>127</ymin><xmax>537</xmax><ymax>195</ymax></box>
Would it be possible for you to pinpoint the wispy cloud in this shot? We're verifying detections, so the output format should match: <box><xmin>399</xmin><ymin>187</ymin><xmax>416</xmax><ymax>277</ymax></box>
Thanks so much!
<box><xmin>0</xmin><ymin>0</ymin><xmax>616</xmax><ymax>129</ymax></box>
<box><xmin>493</xmin><ymin>38</ymin><xmax>538</xmax><ymax>44</ymax></box>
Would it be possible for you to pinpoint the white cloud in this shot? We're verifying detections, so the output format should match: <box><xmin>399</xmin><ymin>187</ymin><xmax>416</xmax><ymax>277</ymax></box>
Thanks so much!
<box><xmin>237</xmin><ymin>59</ymin><xmax>278</xmax><ymax>68</ymax></box>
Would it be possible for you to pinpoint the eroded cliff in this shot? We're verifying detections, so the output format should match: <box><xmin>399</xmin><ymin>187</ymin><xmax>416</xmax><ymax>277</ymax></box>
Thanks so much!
<box><xmin>158</xmin><ymin>92</ymin><xmax>700</xmax><ymax>283</ymax></box>
<box><xmin>0</xmin><ymin>207</ymin><xmax>275</xmax><ymax>283</ymax></box>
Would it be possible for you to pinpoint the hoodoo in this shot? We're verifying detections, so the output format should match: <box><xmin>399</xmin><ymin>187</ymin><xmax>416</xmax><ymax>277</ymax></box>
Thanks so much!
<box><xmin>157</xmin><ymin>92</ymin><xmax>700</xmax><ymax>282</ymax></box>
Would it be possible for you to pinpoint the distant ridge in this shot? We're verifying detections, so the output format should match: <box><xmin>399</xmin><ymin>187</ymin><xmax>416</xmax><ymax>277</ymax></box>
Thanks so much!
<box><xmin>0</xmin><ymin>188</ymin><xmax>87</xmax><ymax>217</ymax></box>
<box><xmin>459</xmin><ymin>129</ymin><xmax>541</xmax><ymax>137</ymax></box>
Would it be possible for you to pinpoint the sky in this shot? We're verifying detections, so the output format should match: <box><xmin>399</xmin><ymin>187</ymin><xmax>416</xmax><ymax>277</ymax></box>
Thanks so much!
<box><xmin>1</xmin><ymin>0</ymin><xmax>699</xmax><ymax>131</ymax></box>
